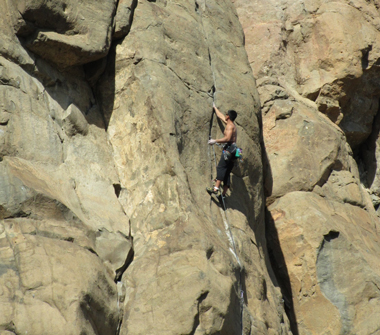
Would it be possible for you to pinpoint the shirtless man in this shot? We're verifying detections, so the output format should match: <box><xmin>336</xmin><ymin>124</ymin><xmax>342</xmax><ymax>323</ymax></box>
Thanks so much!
<box><xmin>207</xmin><ymin>103</ymin><xmax>238</xmax><ymax>196</ymax></box>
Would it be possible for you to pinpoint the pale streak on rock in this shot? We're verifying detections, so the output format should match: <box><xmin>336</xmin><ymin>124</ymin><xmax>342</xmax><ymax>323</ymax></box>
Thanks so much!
<box><xmin>99</xmin><ymin>0</ymin><xmax>289</xmax><ymax>333</ymax></box>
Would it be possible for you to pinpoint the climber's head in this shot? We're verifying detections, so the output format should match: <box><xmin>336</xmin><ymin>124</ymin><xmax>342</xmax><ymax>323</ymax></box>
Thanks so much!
<box><xmin>226</xmin><ymin>110</ymin><xmax>237</xmax><ymax>121</ymax></box>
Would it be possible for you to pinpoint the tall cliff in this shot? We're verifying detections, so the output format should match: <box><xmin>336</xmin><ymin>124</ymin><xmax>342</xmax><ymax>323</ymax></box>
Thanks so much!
<box><xmin>0</xmin><ymin>0</ymin><xmax>289</xmax><ymax>334</ymax></box>
<box><xmin>234</xmin><ymin>0</ymin><xmax>380</xmax><ymax>334</ymax></box>
<box><xmin>1</xmin><ymin>0</ymin><xmax>380</xmax><ymax>335</ymax></box>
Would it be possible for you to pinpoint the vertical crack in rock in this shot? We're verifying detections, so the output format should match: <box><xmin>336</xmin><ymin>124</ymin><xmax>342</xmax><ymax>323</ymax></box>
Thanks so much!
<box><xmin>265</xmin><ymin>209</ymin><xmax>299</xmax><ymax>335</ymax></box>
<box><xmin>196</xmin><ymin>3</ymin><xmax>249</xmax><ymax>331</ymax></box>
<box><xmin>114</xmin><ymin>219</ymin><xmax>134</xmax><ymax>279</ymax></box>
<box><xmin>316</xmin><ymin>231</ymin><xmax>352</xmax><ymax>334</ymax></box>
<box><xmin>356</xmin><ymin>99</ymin><xmax>380</xmax><ymax>213</ymax></box>
<box><xmin>114</xmin><ymin>238</ymin><xmax>134</xmax><ymax>282</ymax></box>
<box><xmin>87</xmin><ymin>0</ymin><xmax>138</xmax><ymax>127</ymax></box>
<box><xmin>113</xmin><ymin>183</ymin><xmax>122</xmax><ymax>198</ymax></box>
<box><xmin>113</xmin><ymin>0</ymin><xmax>138</xmax><ymax>41</ymax></box>
<box><xmin>190</xmin><ymin>291</ymin><xmax>209</xmax><ymax>335</ymax></box>
<box><xmin>114</xmin><ymin>222</ymin><xmax>133</xmax><ymax>334</ymax></box>
<box><xmin>195</xmin><ymin>0</ymin><xmax>217</xmax><ymax>96</ymax></box>
<box><xmin>361</xmin><ymin>45</ymin><xmax>372</xmax><ymax>70</ymax></box>
<box><xmin>115</xmin><ymin>281</ymin><xmax>126</xmax><ymax>335</ymax></box>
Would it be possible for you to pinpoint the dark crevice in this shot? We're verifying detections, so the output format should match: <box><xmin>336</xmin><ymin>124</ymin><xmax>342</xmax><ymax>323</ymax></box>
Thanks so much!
<box><xmin>189</xmin><ymin>291</ymin><xmax>209</xmax><ymax>335</ymax></box>
<box><xmin>114</xmin><ymin>243</ymin><xmax>134</xmax><ymax>282</ymax></box>
<box><xmin>265</xmin><ymin>208</ymin><xmax>299</xmax><ymax>335</ymax></box>
<box><xmin>316</xmin><ymin>165</ymin><xmax>334</xmax><ymax>188</ymax></box>
<box><xmin>29</xmin><ymin>230</ymin><xmax>75</xmax><ymax>243</ymax></box>
<box><xmin>113</xmin><ymin>0</ymin><xmax>138</xmax><ymax>41</ymax></box>
<box><xmin>322</xmin><ymin>230</ymin><xmax>340</xmax><ymax>243</ymax></box>
<box><xmin>208</xmin><ymin>84</ymin><xmax>215</xmax><ymax>99</ymax></box>
<box><xmin>80</xmin><ymin>287</ymin><xmax>119</xmax><ymax>335</ymax></box>
<box><xmin>113</xmin><ymin>183</ymin><xmax>121</xmax><ymax>198</ymax></box>
<box><xmin>361</xmin><ymin>45</ymin><xmax>372</xmax><ymax>69</ymax></box>
<box><xmin>262</xmin><ymin>278</ymin><xmax>268</xmax><ymax>301</ymax></box>
<box><xmin>3</xmin><ymin>321</ymin><xmax>18</xmax><ymax>334</ymax></box>
<box><xmin>114</xmin><ymin>222</ymin><xmax>134</xmax><ymax>282</ymax></box>
<box><xmin>0</xmin><ymin>78</ymin><xmax>21</xmax><ymax>89</ymax></box>
<box><xmin>4</xmin><ymin>210</ymin><xmax>31</xmax><ymax>219</ymax></box>
<box><xmin>195</xmin><ymin>1</ymin><xmax>199</xmax><ymax>13</ymax></box>
<box><xmin>206</xmin><ymin>247</ymin><xmax>214</xmax><ymax>259</ymax></box>
<box><xmin>198</xmin><ymin>291</ymin><xmax>209</xmax><ymax>303</ymax></box>
<box><xmin>355</xmin><ymin>100</ymin><xmax>380</xmax><ymax>192</ymax></box>
<box><xmin>91</xmin><ymin>0</ymin><xmax>138</xmax><ymax>129</ymax></box>
<box><xmin>85</xmin><ymin>247</ymin><xmax>99</xmax><ymax>257</ymax></box>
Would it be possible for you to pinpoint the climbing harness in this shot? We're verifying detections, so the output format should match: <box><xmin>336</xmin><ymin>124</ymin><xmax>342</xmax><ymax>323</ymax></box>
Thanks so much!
<box><xmin>209</xmin><ymin>117</ymin><xmax>245</xmax><ymax>333</ymax></box>
<box><xmin>199</xmin><ymin>1</ymin><xmax>246</xmax><ymax>331</ymax></box>
<box><xmin>209</xmin><ymin>104</ymin><xmax>246</xmax><ymax>335</ymax></box>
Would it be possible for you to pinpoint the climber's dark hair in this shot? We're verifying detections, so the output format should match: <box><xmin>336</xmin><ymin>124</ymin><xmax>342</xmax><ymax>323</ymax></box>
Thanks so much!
<box><xmin>227</xmin><ymin>110</ymin><xmax>237</xmax><ymax>121</ymax></box>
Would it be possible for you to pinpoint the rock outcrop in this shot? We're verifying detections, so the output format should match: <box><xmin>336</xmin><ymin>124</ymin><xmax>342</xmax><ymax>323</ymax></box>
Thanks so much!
<box><xmin>2</xmin><ymin>0</ymin><xmax>380</xmax><ymax>333</ymax></box>
<box><xmin>1</xmin><ymin>0</ymin><xmax>290</xmax><ymax>334</ymax></box>
<box><xmin>234</xmin><ymin>0</ymin><xmax>380</xmax><ymax>334</ymax></box>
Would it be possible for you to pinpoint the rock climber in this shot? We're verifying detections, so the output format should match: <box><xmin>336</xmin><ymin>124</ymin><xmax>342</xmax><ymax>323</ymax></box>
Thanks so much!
<box><xmin>207</xmin><ymin>103</ymin><xmax>238</xmax><ymax>197</ymax></box>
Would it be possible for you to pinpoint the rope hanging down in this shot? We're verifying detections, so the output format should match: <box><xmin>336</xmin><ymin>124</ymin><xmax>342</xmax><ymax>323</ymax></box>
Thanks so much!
<box><xmin>209</xmin><ymin>101</ymin><xmax>246</xmax><ymax>334</ymax></box>
<box><xmin>199</xmin><ymin>0</ymin><xmax>246</xmax><ymax>331</ymax></box>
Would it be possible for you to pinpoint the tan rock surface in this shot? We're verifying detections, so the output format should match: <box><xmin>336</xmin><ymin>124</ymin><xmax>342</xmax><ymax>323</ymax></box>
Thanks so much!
<box><xmin>1</xmin><ymin>0</ymin><xmax>291</xmax><ymax>334</ymax></box>
<box><xmin>98</xmin><ymin>0</ymin><xmax>289</xmax><ymax>333</ymax></box>
<box><xmin>267</xmin><ymin>192</ymin><xmax>380</xmax><ymax>335</ymax></box>
<box><xmin>0</xmin><ymin>218</ymin><xmax>120</xmax><ymax>335</ymax></box>
<box><xmin>235</xmin><ymin>0</ymin><xmax>380</xmax><ymax>148</ymax></box>
<box><xmin>1</xmin><ymin>1</ymin><xmax>132</xmax><ymax>333</ymax></box>
<box><xmin>15</xmin><ymin>0</ymin><xmax>118</xmax><ymax>67</ymax></box>
<box><xmin>234</xmin><ymin>0</ymin><xmax>380</xmax><ymax>333</ymax></box>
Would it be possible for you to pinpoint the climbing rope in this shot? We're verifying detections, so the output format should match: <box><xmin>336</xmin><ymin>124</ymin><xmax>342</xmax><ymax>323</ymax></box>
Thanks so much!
<box><xmin>209</xmin><ymin>106</ymin><xmax>246</xmax><ymax>335</ymax></box>
<box><xmin>198</xmin><ymin>1</ymin><xmax>246</xmax><ymax>332</ymax></box>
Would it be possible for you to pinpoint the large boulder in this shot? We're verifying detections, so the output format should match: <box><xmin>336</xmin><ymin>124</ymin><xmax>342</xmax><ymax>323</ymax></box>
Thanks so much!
<box><xmin>235</xmin><ymin>0</ymin><xmax>380</xmax><ymax>148</ymax></box>
<box><xmin>267</xmin><ymin>191</ymin><xmax>380</xmax><ymax>335</ymax></box>
<box><xmin>234</xmin><ymin>0</ymin><xmax>380</xmax><ymax>333</ymax></box>
<box><xmin>10</xmin><ymin>0</ymin><xmax>117</xmax><ymax>68</ymax></box>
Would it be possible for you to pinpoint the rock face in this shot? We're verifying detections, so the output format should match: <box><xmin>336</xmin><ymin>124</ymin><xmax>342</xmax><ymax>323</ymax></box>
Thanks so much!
<box><xmin>2</xmin><ymin>0</ymin><xmax>380</xmax><ymax>333</ymax></box>
<box><xmin>98</xmin><ymin>1</ymin><xmax>288</xmax><ymax>333</ymax></box>
<box><xmin>0</xmin><ymin>0</ymin><xmax>290</xmax><ymax>334</ymax></box>
<box><xmin>14</xmin><ymin>0</ymin><xmax>118</xmax><ymax>68</ymax></box>
<box><xmin>234</xmin><ymin>0</ymin><xmax>380</xmax><ymax>334</ymax></box>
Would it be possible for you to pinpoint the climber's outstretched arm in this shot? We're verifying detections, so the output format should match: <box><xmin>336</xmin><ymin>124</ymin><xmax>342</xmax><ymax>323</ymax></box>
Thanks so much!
<box><xmin>213</xmin><ymin>103</ymin><xmax>227</xmax><ymax>124</ymax></box>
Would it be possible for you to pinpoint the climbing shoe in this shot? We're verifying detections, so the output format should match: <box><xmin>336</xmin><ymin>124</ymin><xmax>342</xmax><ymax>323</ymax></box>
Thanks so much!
<box><xmin>206</xmin><ymin>187</ymin><xmax>219</xmax><ymax>196</ymax></box>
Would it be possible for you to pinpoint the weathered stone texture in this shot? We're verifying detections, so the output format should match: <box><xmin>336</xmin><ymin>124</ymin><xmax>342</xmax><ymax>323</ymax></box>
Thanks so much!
<box><xmin>98</xmin><ymin>0</ymin><xmax>288</xmax><ymax>333</ymax></box>
<box><xmin>0</xmin><ymin>1</ymin><xmax>132</xmax><ymax>333</ymax></box>
<box><xmin>268</xmin><ymin>192</ymin><xmax>380</xmax><ymax>335</ymax></box>
<box><xmin>234</xmin><ymin>0</ymin><xmax>380</xmax><ymax>334</ymax></box>
<box><xmin>14</xmin><ymin>0</ymin><xmax>118</xmax><ymax>67</ymax></box>
<box><xmin>1</xmin><ymin>0</ymin><xmax>290</xmax><ymax>334</ymax></box>
<box><xmin>235</xmin><ymin>0</ymin><xmax>380</xmax><ymax>148</ymax></box>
